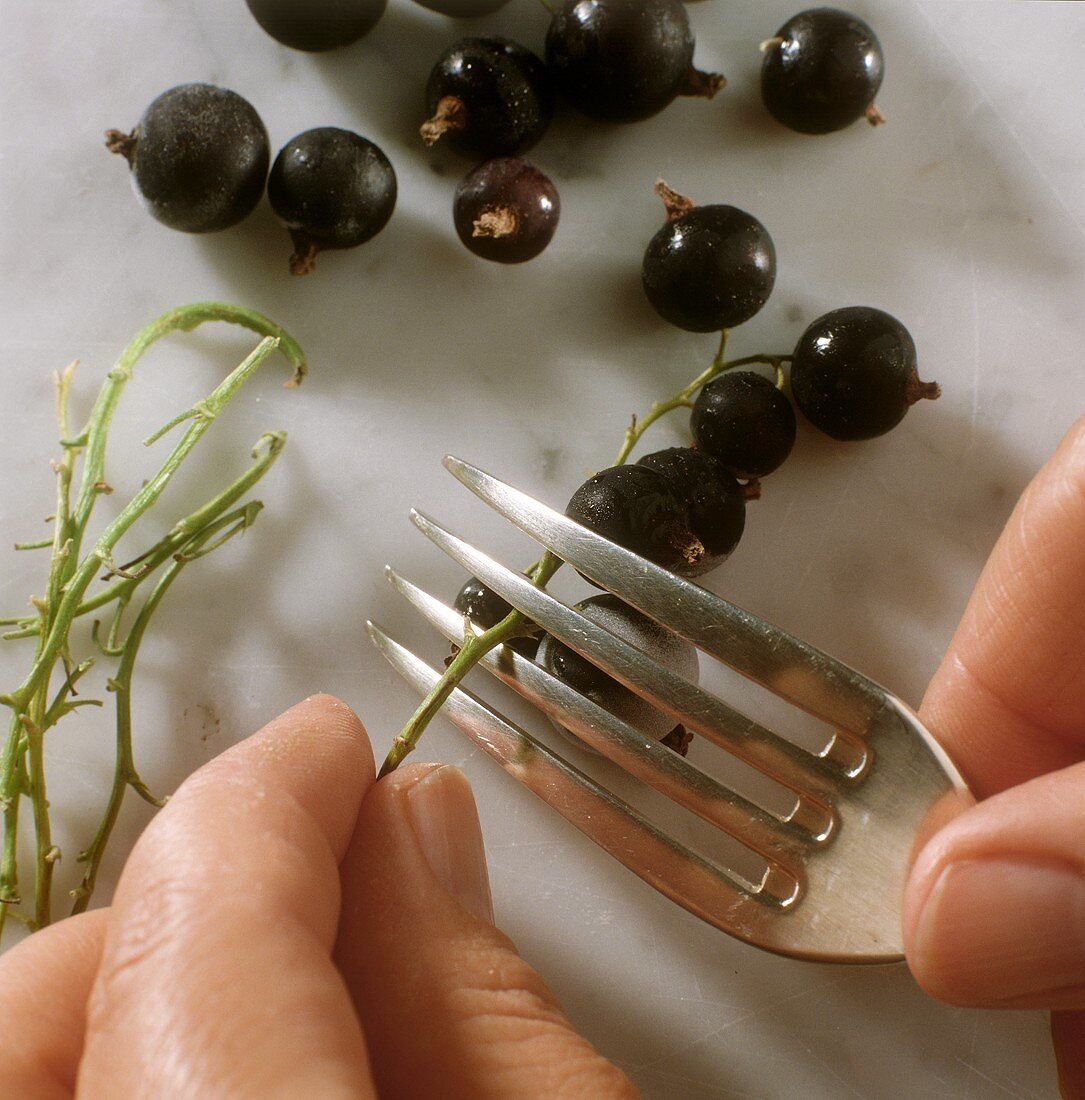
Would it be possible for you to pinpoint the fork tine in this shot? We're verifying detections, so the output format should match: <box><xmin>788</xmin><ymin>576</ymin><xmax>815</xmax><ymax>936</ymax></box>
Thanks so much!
<box><xmin>443</xmin><ymin>456</ymin><xmax>889</xmax><ymax>737</ymax></box>
<box><xmin>366</xmin><ymin>619</ymin><xmax>803</xmax><ymax>930</ymax></box>
<box><xmin>386</xmin><ymin>567</ymin><xmax>834</xmax><ymax>859</ymax></box>
<box><xmin>407</xmin><ymin>511</ymin><xmax>867</xmax><ymax>789</ymax></box>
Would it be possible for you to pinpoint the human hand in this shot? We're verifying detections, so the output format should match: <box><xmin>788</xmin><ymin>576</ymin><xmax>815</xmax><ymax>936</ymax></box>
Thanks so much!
<box><xmin>0</xmin><ymin>695</ymin><xmax>636</xmax><ymax>1098</ymax></box>
<box><xmin>904</xmin><ymin>414</ymin><xmax>1085</xmax><ymax>1095</ymax></box>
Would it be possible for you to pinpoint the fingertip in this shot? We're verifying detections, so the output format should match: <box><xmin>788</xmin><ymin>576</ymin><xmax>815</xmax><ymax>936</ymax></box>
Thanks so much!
<box><xmin>904</xmin><ymin>770</ymin><xmax>1085</xmax><ymax>1010</ymax></box>
<box><xmin>248</xmin><ymin>693</ymin><xmax>374</xmax><ymax>778</ymax></box>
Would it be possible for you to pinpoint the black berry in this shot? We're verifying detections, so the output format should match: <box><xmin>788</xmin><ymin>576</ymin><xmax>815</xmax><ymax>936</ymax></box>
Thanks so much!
<box><xmin>691</xmin><ymin>372</ymin><xmax>797</xmax><ymax>479</ymax></box>
<box><xmin>566</xmin><ymin>464</ymin><xmax>705</xmax><ymax>577</ymax></box>
<box><xmin>642</xmin><ymin>187</ymin><xmax>776</xmax><ymax>332</ymax></box>
<box><xmin>453</xmin><ymin>577</ymin><xmax>538</xmax><ymax>658</ymax></box>
<box><xmin>790</xmin><ymin>307</ymin><xmax>940</xmax><ymax>440</ymax></box>
<box><xmin>453</xmin><ymin>158</ymin><xmax>559</xmax><ymax>264</ymax></box>
<box><xmin>267</xmin><ymin>127</ymin><xmax>396</xmax><ymax>276</ymax></box>
<box><xmin>106</xmin><ymin>84</ymin><xmax>268</xmax><ymax>234</ymax></box>
<box><xmin>761</xmin><ymin>8</ymin><xmax>885</xmax><ymax>134</ymax></box>
<box><xmin>413</xmin><ymin>0</ymin><xmax>511</xmax><ymax>14</ymax></box>
<box><xmin>545</xmin><ymin>0</ymin><xmax>724</xmax><ymax>124</ymax></box>
<box><xmin>537</xmin><ymin>594</ymin><xmax>698</xmax><ymax>745</ymax></box>
<box><xmin>244</xmin><ymin>0</ymin><xmax>386</xmax><ymax>52</ymax></box>
<box><xmin>422</xmin><ymin>38</ymin><xmax>554</xmax><ymax>159</ymax></box>
<box><xmin>637</xmin><ymin>448</ymin><xmax>746</xmax><ymax>576</ymax></box>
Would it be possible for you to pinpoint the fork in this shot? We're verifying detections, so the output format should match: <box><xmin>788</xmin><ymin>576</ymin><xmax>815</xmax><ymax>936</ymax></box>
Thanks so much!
<box><xmin>367</xmin><ymin>456</ymin><xmax>969</xmax><ymax>964</ymax></box>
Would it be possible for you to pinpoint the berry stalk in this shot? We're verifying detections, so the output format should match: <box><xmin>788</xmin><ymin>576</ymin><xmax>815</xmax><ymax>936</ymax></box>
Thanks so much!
<box><xmin>378</xmin><ymin>330</ymin><xmax>795</xmax><ymax>775</ymax></box>
<box><xmin>0</xmin><ymin>303</ymin><xmax>304</xmax><ymax>938</ymax></box>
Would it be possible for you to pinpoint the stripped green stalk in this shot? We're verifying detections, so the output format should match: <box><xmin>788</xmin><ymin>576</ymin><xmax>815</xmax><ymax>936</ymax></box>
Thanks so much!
<box><xmin>71</xmin><ymin>503</ymin><xmax>264</xmax><ymax>914</ymax></box>
<box><xmin>1</xmin><ymin>302</ymin><xmax>303</xmax><ymax>937</ymax></box>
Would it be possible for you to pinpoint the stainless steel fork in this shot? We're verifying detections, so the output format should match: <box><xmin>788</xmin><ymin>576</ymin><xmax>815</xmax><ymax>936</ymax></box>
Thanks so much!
<box><xmin>367</xmin><ymin>456</ymin><xmax>969</xmax><ymax>964</ymax></box>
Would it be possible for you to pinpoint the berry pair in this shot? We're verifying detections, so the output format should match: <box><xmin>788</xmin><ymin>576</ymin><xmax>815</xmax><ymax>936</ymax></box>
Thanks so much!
<box><xmin>107</xmin><ymin>85</ymin><xmax>396</xmax><ymax>276</ymax></box>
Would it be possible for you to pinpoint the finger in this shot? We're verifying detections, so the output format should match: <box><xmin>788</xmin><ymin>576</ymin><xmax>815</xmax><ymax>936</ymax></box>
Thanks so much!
<box><xmin>904</xmin><ymin>759</ymin><xmax>1085</xmax><ymax>1010</ymax></box>
<box><xmin>919</xmin><ymin>413</ymin><xmax>1085</xmax><ymax>795</ymax></box>
<box><xmin>0</xmin><ymin>909</ymin><xmax>108</xmax><ymax>1098</ymax></box>
<box><xmin>335</xmin><ymin>764</ymin><xmax>637</xmax><ymax>1100</ymax></box>
<box><xmin>78</xmin><ymin>694</ymin><xmax>378</xmax><ymax>1099</ymax></box>
<box><xmin>1052</xmin><ymin>1011</ymin><xmax>1085</xmax><ymax>1099</ymax></box>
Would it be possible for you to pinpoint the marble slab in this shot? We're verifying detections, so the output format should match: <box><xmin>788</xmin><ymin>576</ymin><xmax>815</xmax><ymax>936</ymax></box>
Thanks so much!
<box><xmin>2</xmin><ymin>0</ymin><xmax>1083</xmax><ymax>1095</ymax></box>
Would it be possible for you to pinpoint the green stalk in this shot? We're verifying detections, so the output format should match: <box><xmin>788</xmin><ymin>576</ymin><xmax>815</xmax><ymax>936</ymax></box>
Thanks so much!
<box><xmin>1</xmin><ymin>302</ymin><xmax>303</xmax><ymax>934</ymax></box>
<box><xmin>71</xmin><ymin>503</ymin><xmax>264</xmax><ymax>914</ymax></box>
<box><xmin>379</xmin><ymin>331</ymin><xmax>795</xmax><ymax>776</ymax></box>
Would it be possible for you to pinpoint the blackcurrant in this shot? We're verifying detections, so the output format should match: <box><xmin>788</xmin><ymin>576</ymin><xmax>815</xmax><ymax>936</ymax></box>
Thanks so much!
<box><xmin>565</xmin><ymin>464</ymin><xmax>705</xmax><ymax>577</ymax></box>
<box><xmin>761</xmin><ymin>8</ymin><xmax>884</xmax><ymax>134</ymax></box>
<box><xmin>545</xmin><ymin>0</ymin><xmax>724</xmax><ymax>124</ymax></box>
<box><xmin>412</xmin><ymin>0</ymin><xmax>511</xmax><ymax>14</ymax></box>
<box><xmin>790</xmin><ymin>307</ymin><xmax>940</xmax><ymax>440</ymax></box>
<box><xmin>267</xmin><ymin>127</ymin><xmax>397</xmax><ymax>276</ymax></box>
<box><xmin>636</xmin><ymin>448</ymin><xmax>746</xmax><ymax>576</ymax></box>
<box><xmin>453</xmin><ymin>577</ymin><xmax>538</xmax><ymax>658</ymax></box>
<box><xmin>106</xmin><ymin>84</ymin><xmax>269</xmax><ymax>234</ymax></box>
<box><xmin>422</xmin><ymin>38</ymin><xmax>554</xmax><ymax>159</ymax></box>
<box><xmin>691</xmin><ymin>372</ymin><xmax>797</xmax><ymax>479</ymax></box>
<box><xmin>642</xmin><ymin>187</ymin><xmax>776</xmax><ymax>332</ymax></box>
<box><xmin>244</xmin><ymin>0</ymin><xmax>386</xmax><ymax>52</ymax></box>
<box><xmin>537</xmin><ymin>594</ymin><xmax>698</xmax><ymax>745</ymax></box>
<box><xmin>453</xmin><ymin>158</ymin><xmax>559</xmax><ymax>264</ymax></box>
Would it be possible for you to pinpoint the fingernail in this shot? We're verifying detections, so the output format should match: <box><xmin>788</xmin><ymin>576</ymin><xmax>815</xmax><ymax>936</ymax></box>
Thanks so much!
<box><xmin>913</xmin><ymin>859</ymin><xmax>1085</xmax><ymax>1003</ymax></box>
<box><xmin>406</xmin><ymin>765</ymin><xmax>493</xmax><ymax>924</ymax></box>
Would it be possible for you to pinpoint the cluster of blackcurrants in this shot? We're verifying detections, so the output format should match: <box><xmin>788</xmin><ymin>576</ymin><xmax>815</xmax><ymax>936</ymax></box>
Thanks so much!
<box><xmin>454</xmin><ymin>178</ymin><xmax>940</xmax><ymax>753</ymax></box>
<box><xmin>106</xmin><ymin>2</ymin><xmax>887</xmax><ymax>272</ymax></box>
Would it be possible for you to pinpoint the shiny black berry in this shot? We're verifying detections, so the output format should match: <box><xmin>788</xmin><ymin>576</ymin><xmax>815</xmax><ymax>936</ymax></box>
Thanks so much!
<box><xmin>106</xmin><ymin>84</ymin><xmax>269</xmax><ymax>233</ymax></box>
<box><xmin>642</xmin><ymin>187</ymin><xmax>776</xmax><ymax>332</ymax></box>
<box><xmin>453</xmin><ymin>577</ymin><xmax>538</xmax><ymax>658</ymax></box>
<box><xmin>267</xmin><ymin>127</ymin><xmax>396</xmax><ymax>276</ymax></box>
<box><xmin>691</xmin><ymin>372</ymin><xmax>797</xmax><ymax>479</ymax></box>
<box><xmin>422</xmin><ymin>38</ymin><xmax>554</xmax><ymax>159</ymax></box>
<box><xmin>453</xmin><ymin>158</ymin><xmax>559</xmax><ymax>264</ymax></box>
<box><xmin>566</xmin><ymin>464</ymin><xmax>705</xmax><ymax>577</ymax></box>
<box><xmin>244</xmin><ymin>0</ymin><xmax>386</xmax><ymax>51</ymax></box>
<box><xmin>761</xmin><ymin>8</ymin><xmax>884</xmax><ymax>134</ymax></box>
<box><xmin>545</xmin><ymin>0</ymin><xmax>724</xmax><ymax>124</ymax></box>
<box><xmin>637</xmin><ymin>448</ymin><xmax>746</xmax><ymax>576</ymax></box>
<box><xmin>538</xmin><ymin>594</ymin><xmax>698</xmax><ymax>745</ymax></box>
<box><xmin>790</xmin><ymin>307</ymin><xmax>940</xmax><ymax>440</ymax></box>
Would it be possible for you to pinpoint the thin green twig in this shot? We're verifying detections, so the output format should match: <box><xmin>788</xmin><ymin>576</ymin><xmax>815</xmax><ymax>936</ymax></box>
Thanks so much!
<box><xmin>1</xmin><ymin>302</ymin><xmax>303</xmax><ymax>935</ymax></box>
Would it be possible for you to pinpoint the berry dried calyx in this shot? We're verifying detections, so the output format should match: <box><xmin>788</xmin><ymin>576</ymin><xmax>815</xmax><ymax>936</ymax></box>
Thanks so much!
<box><xmin>760</xmin><ymin>8</ymin><xmax>885</xmax><ymax>134</ymax></box>
<box><xmin>790</xmin><ymin>306</ymin><xmax>939</xmax><ymax>440</ymax></box>
<box><xmin>642</xmin><ymin>181</ymin><xmax>777</xmax><ymax>333</ymax></box>
<box><xmin>107</xmin><ymin>84</ymin><xmax>269</xmax><ymax>234</ymax></box>
<box><xmin>545</xmin><ymin>0</ymin><xmax>725</xmax><ymax>124</ymax></box>
<box><xmin>267</xmin><ymin>127</ymin><xmax>397</xmax><ymax>276</ymax></box>
<box><xmin>421</xmin><ymin>38</ymin><xmax>554</xmax><ymax>159</ymax></box>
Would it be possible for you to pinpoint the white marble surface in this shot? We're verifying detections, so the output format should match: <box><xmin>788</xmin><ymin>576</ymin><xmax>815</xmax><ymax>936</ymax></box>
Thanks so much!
<box><xmin>2</xmin><ymin>1</ymin><xmax>1084</xmax><ymax>1096</ymax></box>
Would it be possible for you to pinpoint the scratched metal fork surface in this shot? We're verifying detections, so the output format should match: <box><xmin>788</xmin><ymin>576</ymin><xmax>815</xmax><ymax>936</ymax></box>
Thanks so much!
<box><xmin>369</xmin><ymin>457</ymin><xmax>969</xmax><ymax>964</ymax></box>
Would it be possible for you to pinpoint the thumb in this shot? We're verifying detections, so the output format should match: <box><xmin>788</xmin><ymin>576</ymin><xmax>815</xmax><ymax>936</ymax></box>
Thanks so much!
<box><xmin>904</xmin><ymin>759</ymin><xmax>1085</xmax><ymax>1011</ymax></box>
<box><xmin>334</xmin><ymin>763</ymin><xmax>636</xmax><ymax>1100</ymax></box>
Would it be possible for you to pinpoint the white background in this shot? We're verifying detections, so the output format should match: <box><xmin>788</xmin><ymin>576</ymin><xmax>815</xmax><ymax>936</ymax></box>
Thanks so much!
<box><xmin>2</xmin><ymin>1</ymin><xmax>1083</xmax><ymax>1096</ymax></box>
